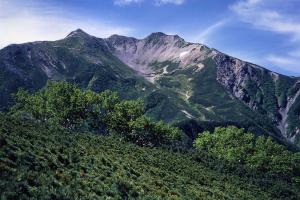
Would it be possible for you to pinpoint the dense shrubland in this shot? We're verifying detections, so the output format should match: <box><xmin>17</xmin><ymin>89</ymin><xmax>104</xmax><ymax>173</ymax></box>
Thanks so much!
<box><xmin>1</xmin><ymin>114</ymin><xmax>300</xmax><ymax>199</ymax></box>
<box><xmin>0</xmin><ymin>81</ymin><xmax>299</xmax><ymax>199</ymax></box>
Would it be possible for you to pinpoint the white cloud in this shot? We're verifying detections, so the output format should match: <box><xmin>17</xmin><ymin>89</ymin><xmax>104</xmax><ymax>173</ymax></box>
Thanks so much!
<box><xmin>267</xmin><ymin>55</ymin><xmax>298</xmax><ymax>66</ymax></box>
<box><xmin>230</xmin><ymin>0</ymin><xmax>300</xmax><ymax>41</ymax></box>
<box><xmin>189</xmin><ymin>19</ymin><xmax>227</xmax><ymax>44</ymax></box>
<box><xmin>266</xmin><ymin>54</ymin><xmax>300</xmax><ymax>73</ymax></box>
<box><xmin>230</xmin><ymin>0</ymin><xmax>300</xmax><ymax>74</ymax></box>
<box><xmin>114</xmin><ymin>0</ymin><xmax>143</xmax><ymax>6</ymax></box>
<box><xmin>113</xmin><ymin>0</ymin><xmax>185</xmax><ymax>6</ymax></box>
<box><xmin>266</xmin><ymin>47</ymin><xmax>300</xmax><ymax>73</ymax></box>
<box><xmin>155</xmin><ymin>0</ymin><xmax>185</xmax><ymax>5</ymax></box>
<box><xmin>288</xmin><ymin>49</ymin><xmax>300</xmax><ymax>58</ymax></box>
<box><xmin>0</xmin><ymin>0</ymin><xmax>133</xmax><ymax>49</ymax></box>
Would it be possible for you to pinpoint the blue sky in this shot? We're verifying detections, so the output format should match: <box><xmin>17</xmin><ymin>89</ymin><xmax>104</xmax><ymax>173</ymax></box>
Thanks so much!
<box><xmin>0</xmin><ymin>0</ymin><xmax>300</xmax><ymax>76</ymax></box>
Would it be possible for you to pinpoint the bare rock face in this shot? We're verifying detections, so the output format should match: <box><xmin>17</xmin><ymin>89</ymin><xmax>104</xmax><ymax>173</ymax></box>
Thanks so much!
<box><xmin>105</xmin><ymin>33</ymin><xmax>211</xmax><ymax>82</ymax></box>
<box><xmin>213</xmin><ymin>52</ymin><xmax>300</xmax><ymax>144</ymax></box>
<box><xmin>214</xmin><ymin>53</ymin><xmax>257</xmax><ymax>104</ymax></box>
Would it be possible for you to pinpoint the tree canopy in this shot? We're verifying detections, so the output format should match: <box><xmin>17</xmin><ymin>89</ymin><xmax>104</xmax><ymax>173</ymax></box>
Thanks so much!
<box><xmin>194</xmin><ymin>126</ymin><xmax>300</xmax><ymax>182</ymax></box>
<box><xmin>11</xmin><ymin>81</ymin><xmax>183</xmax><ymax>147</ymax></box>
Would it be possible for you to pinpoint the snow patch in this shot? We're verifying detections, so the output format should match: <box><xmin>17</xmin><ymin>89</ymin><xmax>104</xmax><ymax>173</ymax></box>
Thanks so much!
<box><xmin>205</xmin><ymin>106</ymin><xmax>215</xmax><ymax>112</ymax></box>
<box><xmin>195</xmin><ymin>63</ymin><xmax>204</xmax><ymax>71</ymax></box>
<box><xmin>41</xmin><ymin>64</ymin><xmax>54</xmax><ymax>78</ymax></box>
<box><xmin>180</xmin><ymin>51</ymin><xmax>189</xmax><ymax>58</ymax></box>
<box><xmin>178</xmin><ymin>91</ymin><xmax>191</xmax><ymax>100</ymax></box>
<box><xmin>162</xmin><ymin>65</ymin><xmax>168</xmax><ymax>74</ymax></box>
<box><xmin>181</xmin><ymin>110</ymin><xmax>193</xmax><ymax>119</ymax></box>
<box><xmin>61</xmin><ymin>62</ymin><xmax>67</xmax><ymax>69</ymax></box>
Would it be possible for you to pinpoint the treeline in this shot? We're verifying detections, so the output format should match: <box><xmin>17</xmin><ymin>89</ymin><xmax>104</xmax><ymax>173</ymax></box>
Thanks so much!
<box><xmin>10</xmin><ymin>81</ymin><xmax>183</xmax><ymax>147</ymax></box>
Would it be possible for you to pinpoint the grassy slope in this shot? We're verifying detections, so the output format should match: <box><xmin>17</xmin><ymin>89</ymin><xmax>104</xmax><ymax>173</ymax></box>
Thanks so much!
<box><xmin>1</xmin><ymin>116</ymin><xmax>299</xmax><ymax>200</ymax></box>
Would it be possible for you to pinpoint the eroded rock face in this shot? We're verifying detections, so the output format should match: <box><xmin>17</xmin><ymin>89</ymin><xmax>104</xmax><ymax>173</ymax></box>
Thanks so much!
<box><xmin>105</xmin><ymin>33</ymin><xmax>212</xmax><ymax>82</ymax></box>
<box><xmin>213</xmin><ymin>52</ymin><xmax>300</xmax><ymax>144</ymax></box>
<box><xmin>214</xmin><ymin>53</ymin><xmax>258</xmax><ymax>106</ymax></box>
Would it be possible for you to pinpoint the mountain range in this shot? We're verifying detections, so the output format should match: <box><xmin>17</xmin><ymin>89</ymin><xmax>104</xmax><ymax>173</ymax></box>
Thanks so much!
<box><xmin>0</xmin><ymin>29</ymin><xmax>299</xmax><ymax>147</ymax></box>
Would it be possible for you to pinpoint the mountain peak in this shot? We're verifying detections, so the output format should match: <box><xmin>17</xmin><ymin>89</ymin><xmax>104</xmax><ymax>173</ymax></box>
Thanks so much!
<box><xmin>146</xmin><ymin>32</ymin><xmax>167</xmax><ymax>38</ymax></box>
<box><xmin>66</xmin><ymin>28</ymin><xmax>90</xmax><ymax>38</ymax></box>
<box><xmin>145</xmin><ymin>32</ymin><xmax>183</xmax><ymax>42</ymax></box>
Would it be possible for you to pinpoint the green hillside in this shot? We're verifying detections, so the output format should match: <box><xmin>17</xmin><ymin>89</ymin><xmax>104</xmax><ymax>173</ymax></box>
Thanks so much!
<box><xmin>0</xmin><ymin>82</ymin><xmax>299</xmax><ymax>199</ymax></box>
<box><xmin>1</xmin><ymin>115</ymin><xmax>299</xmax><ymax>200</ymax></box>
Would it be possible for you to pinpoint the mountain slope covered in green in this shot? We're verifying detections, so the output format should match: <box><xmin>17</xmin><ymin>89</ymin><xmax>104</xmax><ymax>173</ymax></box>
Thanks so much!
<box><xmin>1</xmin><ymin>81</ymin><xmax>300</xmax><ymax>199</ymax></box>
<box><xmin>0</xmin><ymin>29</ymin><xmax>299</xmax><ymax>147</ymax></box>
<box><xmin>1</xmin><ymin>114</ymin><xmax>299</xmax><ymax>200</ymax></box>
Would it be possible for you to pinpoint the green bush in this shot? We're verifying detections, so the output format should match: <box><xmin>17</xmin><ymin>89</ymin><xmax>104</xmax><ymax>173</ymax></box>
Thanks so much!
<box><xmin>10</xmin><ymin>81</ymin><xmax>183</xmax><ymax>147</ymax></box>
<box><xmin>128</xmin><ymin>116</ymin><xmax>182</xmax><ymax>147</ymax></box>
<box><xmin>11</xmin><ymin>81</ymin><xmax>105</xmax><ymax>131</ymax></box>
<box><xmin>193</xmin><ymin>126</ymin><xmax>254</xmax><ymax>163</ymax></box>
<box><xmin>194</xmin><ymin>126</ymin><xmax>300</xmax><ymax>181</ymax></box>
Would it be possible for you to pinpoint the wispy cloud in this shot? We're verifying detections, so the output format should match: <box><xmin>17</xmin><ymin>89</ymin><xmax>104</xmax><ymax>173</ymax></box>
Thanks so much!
<box><xmin>230</xmin><ymin>0</ymin><xmax>300</xmax><ymax>74</ymax></box>
<box><xmin>230</xmin><ymin>0</ymin><xmax>300</xmax><ymax>41</ymax></box>
<box><xmin>114</xmin><ymin>0</ymin><xmax>143</xmax><ymax>6</ymax></box>
<box><xmin>0</xmin><ymin>0</ymin><xmax>133</xmax><ymax>49</ymax></box>
<box><xmin>288</xmin><ymin>49</ymin><xmax>300</xmax><ymax>58</ymax></box>
<box><xmin>189</xmin><ymin>19</ymin><xmax>228</xmax><ymax>44</ymax></box>
<box><xmin>154</xmin><ymin>0</ymin><xmax>185</xmax><ymax>6</ymax></box>
<box><xmin>266</xmin><ymin>54</ymin><xmax>300</xmax><ymax>73</ymax></box>
<box><xmin>114</xmin><ymin>0</ymin><xmax>185</xmax><ymax>6</ymax></box>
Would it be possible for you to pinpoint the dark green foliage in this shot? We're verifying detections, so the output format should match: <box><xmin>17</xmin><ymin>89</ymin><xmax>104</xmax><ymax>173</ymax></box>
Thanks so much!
<box><xmin>275</xmin><ymin>77</ymin><xmax>294</xmax><ymax>108</ymax></box>
<box><xmin>287</xmin><ymin>95</ymin><xmax>300</xmax><ymax>139</ymax></box>
<box><xmin>106</xmin><ymin>99</ymin><xmax>145</xmax><ymax>135</ymax></box>
<box><xmin>11</xmin><ymin>81</ymin><xmax>107</xmax><ymax>132</ymax></box>
<box><xmin>128</xmin><ymin>116</ymin><xmax>182</xmax><ymax>147</ymax></box>
<box><xmin>194</xmin><ymin>126</ymin><xmax>300</xmax><ymax>181</ymax></box>
<box><xmin>0</xmin><ymin>115</ymin><xmax>299</xmax><ymax>199</ymax></box>
<box><xmin>260</xmin><ymin>70</ymin><xmax>278</xmax><ymax>117</ymax></box>
<box><xmin>245</xmin><ymin>79</ymin><xmax>259</xmax><ymax>102</ymax></box>
<box><xmin>10</xmin><ymin>81</ymin><xmax>183</xmax><ymax>147</ymax></box>
<box><xmin>288</xmin><ymin>81</ymin><xmax>300</xmax><ymax>97</ymax></box>
<box><xmin>194</xmin><ymin>126</ymin><xmax>254</xmax><ymax>162</ymax></box>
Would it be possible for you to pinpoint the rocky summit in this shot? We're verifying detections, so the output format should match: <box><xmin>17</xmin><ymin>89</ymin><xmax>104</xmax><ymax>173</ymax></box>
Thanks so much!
<box><xmin>0</xmin><ymin>29</ymin><xmax>300</xmax><ymax>147</ymax></box>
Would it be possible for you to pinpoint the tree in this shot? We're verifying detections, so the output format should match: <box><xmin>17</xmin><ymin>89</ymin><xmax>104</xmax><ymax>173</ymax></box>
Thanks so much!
<box><xmin>11</xmin><ymin>81</ymin><xmax>107</xmax><ymax>132</ymax></box>
<box><xmin>128</xmin><ymin>116</ymin><xmax>182</xmax><ymax>147</ymax></box>
<box><xmin>11</xmin><ymin>81</ymin><xmax>183</xmax><ymax>147</ymax></box>
<box><xmin>193</xmin><ymin>126</ymin><xmax>300</xmax><ymax>180</ymax></box>
<box><xmin>106</xmin><ymin>99</ymin><xmax>144</xmax><ymax>135</ymax></box>
<box><xmin>193</xmin><ymin>126</ymin><xmax>254</xmax><ymax>163</ymax></box>
<box><xmin>246</xmin><ymin>136</ymin><xmax>294</xmax><ymax>177</ymax></box>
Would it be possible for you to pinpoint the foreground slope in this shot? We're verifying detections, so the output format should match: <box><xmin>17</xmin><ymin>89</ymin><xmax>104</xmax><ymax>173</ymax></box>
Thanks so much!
<box><xmin>0</xmin><ymin>115</ymin><xmax>299</xmax><ymax>200</ymax></box>
<box><xmin>0</xmin><ymin>29</ymin><xmax>299</xmax><ymax>146</ymax></box>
